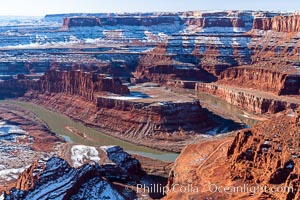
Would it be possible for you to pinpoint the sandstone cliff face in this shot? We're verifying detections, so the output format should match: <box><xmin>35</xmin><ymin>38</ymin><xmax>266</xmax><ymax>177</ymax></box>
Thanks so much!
<box><xmin>63</xmin><ymin>17</ymin><xmax>101</xmax><ymax>27</ymax></box>
<box><xmin>227</xmin><ymin>109</ymin><xmax>300</xmax><ymax>199</ymax></box>
<box><xmin>252</xmin><ymin>17</ymin><xmax>272</xmax><ymax>30</ymax></box>
<box><xmin>272</xmin><ymin>15</ymin><xmax>300</xmax><ymax>32</ymax></box>
<box><xmin>37</xmin><ymin>70</ymin><xmax>129</xmax><ymax>101</ymax></box>
<box><xmin>253</xmin><ymin>15</ymin><xmax>300</xmax><ymax>32</ymax></box>
<box><xmin>218</xmin><ymin>67</ymin><xmax>300</xmax><ymax>95</ymax></box>
<box><xmin>196</xmin><ymin>83</ymin><xmax>300</xmax><ymax>114</ymax></box>
<box><xmin>165</xmin><ymin>110</ymin><xmax>300</xmax><ymax>199</ymax></box>
<box><xmin>95</xmin><ymin>98</ymin><xmax>210</xmax><ymax>137</ymax></box>
<box><xmin>0</xmin><ymin>79</ymin><xmax>28</xmax><ymax>99</ymax></box>
<box><xmin>134</xmin><ymin>64</ymin><xmax>214</xmax><ymax>83</ymax></box>
<box><xmin>186</xmin><ymin>17</ymin><xmax>245</xmax><ymax>28</ymax></box>
<box><xmin>0</xmin><ymin>70</ymin><xmax>129</xmax><ymax>101</ymax></box>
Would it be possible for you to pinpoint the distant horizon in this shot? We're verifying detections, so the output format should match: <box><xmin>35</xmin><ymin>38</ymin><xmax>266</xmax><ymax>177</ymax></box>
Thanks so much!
<box><xmin>1</xmin><ymin>10</ymin><xmax>298</xmax><ymax>18</ymax></box>
<box><xmin>1</xmin><ymin>0</ymin><xmax>300</xmax><ymax>16</ymax></box>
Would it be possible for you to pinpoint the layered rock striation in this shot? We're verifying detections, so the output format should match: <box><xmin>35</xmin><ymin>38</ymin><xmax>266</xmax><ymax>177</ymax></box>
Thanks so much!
<box><xmin>164</xmin><ymin>109</ymin><xmax>300</xmax><ymax>199</ymax></box>
<box><xmin>196</xmin><ymin>82</ymin><xmax>300</xmax><ymax>114</ymax></box>
<box><xmin>227</xmin><ymin>109</ymin><xmax>300</xmax><ymax>199</ymax></box>
<box><xmin>218</xmin><ymin>66</ymin><xmax>300</xmax><ymax>95</ymax></box>
<box><xmin>0</xmin><ymin>70</ymin><xmax>129</xmax><ymax>100</ymax></box>
<box><xmin>253</xmin><ymin>14</ymin><xmax>300</xmax><ymax>32</ymax></box>
<box><xmin>37</xmin><ymin>70</ymin><xmax>129</xmax><ymax>100</ymax></box>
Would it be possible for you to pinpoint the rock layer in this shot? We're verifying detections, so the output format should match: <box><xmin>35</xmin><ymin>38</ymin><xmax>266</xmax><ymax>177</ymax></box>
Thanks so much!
<box><xmin>196</xmin><ymin>82</ymin><xmax>300</xmax><ymax>114</ymax></box>
<box><xmin>164</xmin><ymin>109</ymin><xmax>300</xmax><ymax>199</ymax></box>
<box><xmin>227</xmin><ymin>109</ymin><xmax>300</xmax><ymax>199</ymax></box>
<box><xmin>218</xmin><ymin>66</ymin><xmax>300</xmax><ymax>95</ymax></box>
<box><xmin>253</xmin><ymin>15</ymin><xmax>300</xmax><ymax>32</ymax></box>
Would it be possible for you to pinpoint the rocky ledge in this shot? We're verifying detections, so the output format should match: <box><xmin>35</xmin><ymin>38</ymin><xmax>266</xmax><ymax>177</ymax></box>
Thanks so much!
<box><xmin>218</xmin><ymin>66</ymin><xmax>300</xmax><ymax>95</ymax></box>
<box><xmin>253</xmin><ymin>14</ymin><xmax>300</xmax><ymax>32</ymax></box>
<box><xmin>227</xmin><ymin>108</ymin><xmax>300</xmax><ymax>199</ymax></box>
<box><xmin>4</xmin><ymin>146</ymin><xmax>144</xmax><ymax>200</ymax></box>
<box><xmin>164</xmin><ymin>108</ymin><xmax>300</xmax><ymax>199</ymax></box>
<box><xmin>2</xmin><ymin>145</ymin><xmax>171</xmax><ymax>200</ymax></box>
<box><xmin>196</xmin><ymin>82</ymin><xmax>300</xmax><ymax>114</ymax></box>
<box><xmin>0</xmin><ymin>70</ymin><xmax>129</xmax><ymax>100</ymax></box>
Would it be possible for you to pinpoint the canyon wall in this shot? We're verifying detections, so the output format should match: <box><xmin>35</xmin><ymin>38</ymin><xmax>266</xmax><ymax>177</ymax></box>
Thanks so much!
<box><xmin>253</xmin><ymin>15</ymin><xmax>300</xmax><ymax>32</ymax></box>
<box><xmin>0</xmin><ymin>70</ymin><xmax>129</xmax><ymax>100</ymax></box>
<box><xmin>37</xmin><ymin>70</ymin><xmax>129</xmax><ymax>101</ymax></box>
<box><xmin>227</xmin><ymin>109</ymin><xmax>300</xmax><ymax>199</ymax></box>
<box><xmin>196</xmin><ymin>83</ymin><xmax>300</xmax><ymax>114</ymax></box>
<box><xmin>218</xmin><ymin>67</ymin><xmax>300</xmax><ymax>95</ymax></box>
<box><xmin>63</xmin><ymin>15</ymin><xmax>181</xmax><ymax>28</ymax></box>
<box><xmin>164</xmin><ymin>109</ymin><xmax>300</xmax><ymax>200</ymax></box>
<box><xmin>4</xmin><ymin>11</ymin><xmax>300</xmax><ymax>85</ymax></box>
<box><xmin>63</xmin><ymin>17</ymin><xmax>101</xmax><ymax>27</ymax></box>
<box><xmin>134</xmin><ymin>64</ymin><xmax>214</xmax><ymax>83</ymax></box>
<box><xmin>95</xmin><ymin>97</ymin><xmax>210</xmax><ymax>136</ymax></box>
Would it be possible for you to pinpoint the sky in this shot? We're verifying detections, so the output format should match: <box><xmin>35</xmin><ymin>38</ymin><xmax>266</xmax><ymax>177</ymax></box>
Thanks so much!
<box><xmin>1</xmin><ymin>0</ymin><xmax>300</xmax><ymax>16</ymax></box>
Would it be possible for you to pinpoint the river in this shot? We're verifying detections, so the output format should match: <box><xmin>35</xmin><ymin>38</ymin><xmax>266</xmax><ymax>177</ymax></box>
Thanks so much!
<box><xmin>2</xmin><ymin>101</ymin><xmax>178</xmax><ymax>162</ymax></box>
<box><xmin>1</xmin><ymin>92</ymin><xmax>260</xmax><ymax>163</ymax></box>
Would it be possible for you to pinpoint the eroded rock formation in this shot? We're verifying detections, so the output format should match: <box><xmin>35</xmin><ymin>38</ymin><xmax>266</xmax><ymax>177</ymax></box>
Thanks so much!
<box><xmin>37</xmin><ymin>70</ymin><xmax>129</xmax><ymax>100</ymax></box>
<box><xmin>25</xmin><ymin>93</ymin><xmax>212</xmax><ymax>152</ymax></box>
<box><xmin>164</xmin><ymin>109</ymin><xmax>300</xmax><ymax>199</ymax></box>
<box><xmin>0</xmin><ymin>70</ymin><xmax>129</xmax><ymax>100</ymax></box>
<box><xmin>218</xmin><ymin>66</ymin><xmax>300</xmax><ymax>95</ymax></box>
<box><xmin>196</xmin><ymin>82</ymin><xmax>300</xmax><ymax>114</ymax></box>
<box><xmin>4</xmin><ymin>157</ymin><xmax>131</xmax><ymax>200</ymax></box>
<box><xmin>253</xmin><ymin>15</ymin><xmax>300</xmax><ymax>32</ymax></box>
<box><xmin>228</xmin><ymin>109</ymin><xmax>300</xmax><ymax>199</ymax></box>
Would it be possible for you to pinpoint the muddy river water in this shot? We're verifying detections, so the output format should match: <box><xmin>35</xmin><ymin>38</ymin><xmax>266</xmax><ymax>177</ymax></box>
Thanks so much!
<box><xmin>2</xmin><ymin>93</ymin><xmax>260</xmax><ymax>162</ymax></box>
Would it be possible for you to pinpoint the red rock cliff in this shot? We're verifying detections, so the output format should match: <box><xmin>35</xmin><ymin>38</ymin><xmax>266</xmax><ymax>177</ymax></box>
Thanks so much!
<box><xmin>253</xmin><ymin>14</ymin><xmax>300</xmax><ymax>32</ymax></box>
<box><xmin>195</xmin><ymin>82</ymin><xmax>300</xmax><ymax>114</ymax></box>
<box><xmin>227</xmin><ymin>109</ymin><xmax>300</xmax><ymax>199</ymax></box>
<box><xmin>165</xmin><ymin>109</ymin><xmax>300</xmax><ymax>199</ymax></box>
<box><xmin>218</xmin><ymin>67</ymin><xmax>300</xmax><ymax>95</ymax></box>
<box><xmin>63</xmin><ymin>17</ymin><xmax>101</xmax><ymax>28</ymax></box>
<box><xmin>187</xmin><ymin>17</ymin><xmax>245</xmax><ymax>28</ymax></box>
<box><xmin>252</xmin><ymin>17</ymin><xmax>272</xmax><ymax>30</ymax></box>
<box><xmin>36</xmin><ymin>70</ymin><xmax>129</xmax><ymax>101</ymax></box>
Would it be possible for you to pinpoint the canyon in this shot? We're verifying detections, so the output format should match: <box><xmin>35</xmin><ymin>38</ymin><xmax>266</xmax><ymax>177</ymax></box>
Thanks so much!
<box><xmin>0</xmin><ymin>69</ymin><xmax>215</xmax><ymax>152</ymax></box>
<box><xmin>0</xmin><ymin>10</ymin><xmax>300</xmax><ymax>200</ymax></box>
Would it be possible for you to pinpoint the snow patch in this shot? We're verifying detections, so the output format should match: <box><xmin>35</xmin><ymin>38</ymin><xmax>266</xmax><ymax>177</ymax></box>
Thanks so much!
<box><xmin>105</xmin><ymin>96</ymin><xmax>142</xmax><ymax>100</ymax></box>
<box><xmin>0</xmin><ymin>122</ymin><xmax>26</xmax><ymax>135</ymax></box>
<box><xmin>71</xmin><ymin>145</ymin><xmax>100</xmax><ymax>168</ymax></box>
<box><xmin>105</xmin><ymin>92</ymin><xmax>150</xmax><ymax>100</ymax></box>
<box><xmin>0</xmin><ymin>167</ymin><xmax>26</xmax><ymax>181</ymax></box>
